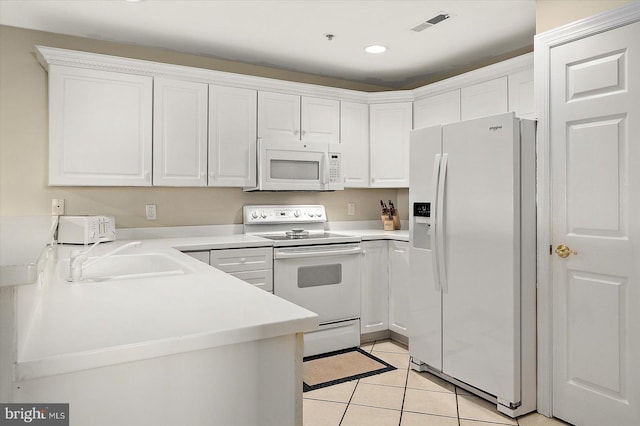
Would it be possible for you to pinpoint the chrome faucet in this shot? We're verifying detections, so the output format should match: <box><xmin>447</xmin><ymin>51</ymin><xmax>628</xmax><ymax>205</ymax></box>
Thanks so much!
<box><xmin>68</xmin><ymin>240</ymin><xmax>141</xmax><ymax>282</ymax></box>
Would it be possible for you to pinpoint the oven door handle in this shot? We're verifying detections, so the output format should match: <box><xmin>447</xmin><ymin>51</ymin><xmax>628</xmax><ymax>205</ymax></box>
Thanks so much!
<box><xmin>274</xmin><ymin>245</ymin><xmax>362</xmax><ymax>259</ymax></box>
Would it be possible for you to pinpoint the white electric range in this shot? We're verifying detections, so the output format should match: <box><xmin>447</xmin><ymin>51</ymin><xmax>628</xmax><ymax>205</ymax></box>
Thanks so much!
<box><xmin>244</xmin><ymin>205</ymin><xmax>361</xmax><ymax>356</ymax></box>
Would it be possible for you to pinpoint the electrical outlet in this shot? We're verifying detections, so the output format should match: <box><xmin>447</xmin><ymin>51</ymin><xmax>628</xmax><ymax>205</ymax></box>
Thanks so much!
<box><xmin>51</xmin><ymin>198</ymin><xmax>65</xmax><ymax>215</ymax></box>
<box><xmin>347</xmin><ymin>202</ymin><xmax>356</xmax><ymax>216</ymax></box>
<box><xmin>145</xmin><ymin>204</ymin><xmax>157</xmax><ymax>220</ymax></box>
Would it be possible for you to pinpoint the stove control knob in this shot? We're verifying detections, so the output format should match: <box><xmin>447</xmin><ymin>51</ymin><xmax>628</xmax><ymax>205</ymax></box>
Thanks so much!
<box><xmin>293</xmin><ymin>210</ymin><xmax>301</xmax><ymax>218</ymax></box>
<box><xmin>260</xmin><ymin>211</ymin><xmax>267</xmax><ymax>219</ymax></box>
<box><xmin>251</xmin><ymin>211</ymin><xmax>258</xmax><ymax>219</ymax></box>
<box><xmin>307</xmin><ymin>212</ymin><xmax>314</xmax><ymax>217</ymax></box>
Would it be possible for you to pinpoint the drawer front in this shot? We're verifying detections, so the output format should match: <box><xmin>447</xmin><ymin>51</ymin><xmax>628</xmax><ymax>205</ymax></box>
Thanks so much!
<box><xmin>210</xmin><ymin>247</ymin><xmax>273</xmax><ymax>272</ymax></box>
<box><xmin>231</xmin><ymin>270</ymin><xmax>273</xmax><ymax>293</ymax></box>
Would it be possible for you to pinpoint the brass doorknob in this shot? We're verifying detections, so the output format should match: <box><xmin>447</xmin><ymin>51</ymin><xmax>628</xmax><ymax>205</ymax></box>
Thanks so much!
<box><xmin>556</xmin><ymin>244</ymin><xmax>577</xmax><ymax>258</ymax></box>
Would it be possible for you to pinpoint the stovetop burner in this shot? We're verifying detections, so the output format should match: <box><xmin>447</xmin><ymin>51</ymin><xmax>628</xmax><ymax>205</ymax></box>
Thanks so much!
<box><xmin>285</xmin><ymin>229</ymin><xmax>309</xmax><ymax>239</ymax></box>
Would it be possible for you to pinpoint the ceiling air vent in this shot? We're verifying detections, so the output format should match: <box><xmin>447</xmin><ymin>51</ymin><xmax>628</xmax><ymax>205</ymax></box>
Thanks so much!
<box><xmin>411</xmin><ymin>13</ymin><xmax>450</xmax><ymax>32</ymax></box>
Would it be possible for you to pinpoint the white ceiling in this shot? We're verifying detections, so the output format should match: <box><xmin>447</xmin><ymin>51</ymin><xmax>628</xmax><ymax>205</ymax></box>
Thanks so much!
<box><xmin>0</xmin><ymin>0</ymin><xmax>536</xmax><ymax>89</ymax></box>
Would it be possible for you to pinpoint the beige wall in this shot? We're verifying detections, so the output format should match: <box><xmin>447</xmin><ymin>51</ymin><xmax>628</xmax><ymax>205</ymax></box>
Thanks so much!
<box><xmin>536</xmin><ymin>0</ymin><xmax>633</xmax><ymax>33</ymax></box>
<box><xmin>0</xmin><ymin>25</ymin><xmax>401</xmax><ymax>228</ymax></box>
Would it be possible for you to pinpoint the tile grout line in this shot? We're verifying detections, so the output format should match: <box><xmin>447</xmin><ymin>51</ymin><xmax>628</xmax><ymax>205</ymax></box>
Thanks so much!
<box><xmin>397</xmin><ymin>361</ymin><xmax>410</xmax><ymax>426</ymax></box>
<box><xmin>455</xmin><ymin>386</ymin><xmax>462</xmax><ymax>426</ymax></box>
<box><xmin>338</xmin><ymin>377</ymin><xmax>359</xmax><ymax>426</ymax></box>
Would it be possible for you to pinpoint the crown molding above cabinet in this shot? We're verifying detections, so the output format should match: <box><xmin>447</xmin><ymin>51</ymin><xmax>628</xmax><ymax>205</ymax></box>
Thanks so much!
<box><xmin>35</xmin><ymin>46</ymin><xmax>532</xmax><ymax>105</ymax></box>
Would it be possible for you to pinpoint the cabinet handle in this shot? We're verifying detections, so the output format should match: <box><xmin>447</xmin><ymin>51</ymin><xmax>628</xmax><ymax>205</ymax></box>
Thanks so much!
<box><xmin>393</xmin><ymin>249</ymin><xmax>405</xmax><ymax>253</ymax></box>
<box><xmin>301</xmin><ymin>130</ymin><xmax>306</xmax><ymax>136</ymax></box>
<box><xmin>144</xmin><ymin>172</ymin><xmax>151</xmax><ymax>181</ymax></box>
<box><xmin>293</xmin><ymin>130</ymin><xmax>299</xmax><ymax>135</ymax></box>
<box><xmin>240</xmin><ymin>258</ymin><xmax>246</xmax><ymax>263</ymax></box>
<box><xmin>362</xmin><ymin>250</ymin><xmax>367</xmax><ymax>255</ymax></box>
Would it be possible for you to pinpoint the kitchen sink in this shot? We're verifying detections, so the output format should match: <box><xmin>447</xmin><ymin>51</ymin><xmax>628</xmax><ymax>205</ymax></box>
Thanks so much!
<box><xmin>60</xmin><ymin>252</ymin><xmax>192</xmax><ymax>282</ymax></box>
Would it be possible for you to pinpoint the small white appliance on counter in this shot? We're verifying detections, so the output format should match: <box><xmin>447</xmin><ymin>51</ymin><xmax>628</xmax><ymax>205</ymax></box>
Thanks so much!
<box><xmin>244</xmin><ymin>205</ymin><xmax>360</xmax><ymax>356</ymax></box>
<box><xmin>409</xmin><ymin>112</ymin><xmax>537</xmax><ymax>417</ymax></box>
<box><xmin>244</xmin><ymin>140</ymin><xmax>344</xmax><ymax>191</ymax></box>
<box><xmin>57</xmin><ymin>215</ymin><xmax>116</xmax><ymax>245</ymax></box>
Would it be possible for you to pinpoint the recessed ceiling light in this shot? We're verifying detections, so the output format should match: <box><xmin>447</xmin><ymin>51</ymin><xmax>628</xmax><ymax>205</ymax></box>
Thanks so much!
<box><xmin>365</xmin><ymin>45</ymin><xmax>387</xmax><ymax>54</ymax></box>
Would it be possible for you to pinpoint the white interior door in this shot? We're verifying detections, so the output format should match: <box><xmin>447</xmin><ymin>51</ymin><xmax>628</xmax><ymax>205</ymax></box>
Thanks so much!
<box><xmin>550</xmin><ymin>20</ymin><xmax>640</xmax><ymax>426</ymax></box>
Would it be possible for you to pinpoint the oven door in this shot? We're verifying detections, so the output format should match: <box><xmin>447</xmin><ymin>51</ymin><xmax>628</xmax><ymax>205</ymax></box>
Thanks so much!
<box><xmin>273</xmin><ymin>243</ymin><xmax>361</xmax><ymax>324</ymax></box>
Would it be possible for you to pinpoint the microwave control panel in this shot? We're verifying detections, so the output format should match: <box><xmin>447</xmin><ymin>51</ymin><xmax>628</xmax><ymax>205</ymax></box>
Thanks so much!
<box><xmin>328</xmin><ymin>152</ymin><xmax>342</xmax><ymax>183</ymax></box>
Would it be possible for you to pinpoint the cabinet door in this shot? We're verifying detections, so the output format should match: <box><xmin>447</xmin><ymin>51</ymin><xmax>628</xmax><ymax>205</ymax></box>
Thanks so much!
<box><xmin>369</xmin><ymin>102</ymin><xmax>412</xmax><ymax>188</ymax></box>
<box><xmin>413</xmin><ymin>90</ymin><xmax>461</xmax><ymax>129</ymax></box>
<box><xmin>360</xmin><ymin>241</ymin><xmax>389</xmax><ymax>334</ymax></box>
<box><xmin>209</xmin><ymin>85</ymin><xmax>257</xmax><ymax>187</ymax></box>
<box><xmin>210</xmin><ymin>247</ymin><xmax>273</xmax><ymax>273</ymax></box>
<box><xmin>340</xmin><ymin>102</ymin><xmax>369</xmax><ymax>187</ymax></box>
<box><xmin>48</xmin><ymin>65</ymin><xmax>152</xmax><ymax>186</ymax></box>
<box><xmin>388</xmin><ymin>241</ymin><xmax>409</xmax><ymax>336</ymax></box>
<box><xmin>508</xmin><ymin>69</ymin><xmax>535</xmax><ymax>119</ymax></box>
<box><xmin>301</xmin><ymin>96</ymin><xmax>340</xmax><ymax>143</ymax></box>
<box><xmin>230</xmin><ymin>270</ymin><xmax>273</xmax><ymax>293</ymax></box>
<box><xmin>153</xmin><ymin>78</ymin><xmax>208</xmax><ymax>186</ymax></box>
<box><xmin>257</xmin><ymin>91</ymin><xmax>300</xmax><ymax>141</ymax></box>
<box><xmin>460</xmin><ymin>77</ymin><xmax>508</xmax><ymax>121</ymax></box>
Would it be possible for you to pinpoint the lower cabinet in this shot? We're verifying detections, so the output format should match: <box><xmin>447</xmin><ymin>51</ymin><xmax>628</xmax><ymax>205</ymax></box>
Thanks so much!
<box><xmin>360</xmin><ymin>241</ymin><xmax>389</xmax><ymax>333</ymax></box>
<box><xmin>388</xmin><ymin>241</ymin><xmax>409</xmax><ymax>335</ymax></box>
<box><xmin>182</xmin><ymin>248</ymin><xmax>273</xmax><ymax>292</ymax></box>
<box><xmin>210</xmin><ymin>247</ymin><xmax>273</xmax><ymax>293</ymax></box>
<box><xmin>360</xmin><ymin>240</ymin><xmax>409</xmax><ymax>337</ymax></box>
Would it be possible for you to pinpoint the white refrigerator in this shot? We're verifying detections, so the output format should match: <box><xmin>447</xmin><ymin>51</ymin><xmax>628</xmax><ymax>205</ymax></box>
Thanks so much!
<box><xmin>408</xmin><ymin>112</ymin><xmax>537</xmax><ymax>417</ymax></box>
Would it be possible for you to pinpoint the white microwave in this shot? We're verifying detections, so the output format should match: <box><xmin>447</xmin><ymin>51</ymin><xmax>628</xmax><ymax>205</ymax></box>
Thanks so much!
<box><xmin>244</xmin><ymin>140</ymin><xmax>344</xmax><ymax>191</ymax></box>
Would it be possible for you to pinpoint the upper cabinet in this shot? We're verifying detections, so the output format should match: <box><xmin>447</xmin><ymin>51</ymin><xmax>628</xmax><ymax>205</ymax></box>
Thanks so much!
<box><xmin>460</xmin><ymin>77</ymin><xmax>508</xmax><ymax>121</ymax></box>
<box><xmin>413</xmin><ymin>90</ymin><xmax>461</xmax><ymax>129</ymax></box>
<box><xmin>369</xmin><ymin>102</ymin><xmax>412</xmax><ymax>188</ymax></box>
<box><xmin>340</xmin><ymin>102</ymin><xmax>369</xmax><ymax>187</ymax></box>
<box><xmin>153</xmin><ymin>78</ymin><xmax>208</xmax><ymax>186</ymax></box>
<box><xmin>258</xmin><ymin>91</ymin><xmax>340</xmax><ymax>143</ymax></box>
<box><xmin>508</xmin><ymin>68</ymin><xmax>535</xmax><ymax>119</ymax></box>
<box><xmin>39</xmin><ymin>47</ymin><xmax>533</xmax><ymax>189</ymax></box>
<box><xmin>208</xmin><ymin>85</ymin><xmax>257</xmax><ymax>187</ymax></box>
<box><xmin>48</xmin><ymin>65</ymin><xmax>153</xmax><ymax>186</ymax></box>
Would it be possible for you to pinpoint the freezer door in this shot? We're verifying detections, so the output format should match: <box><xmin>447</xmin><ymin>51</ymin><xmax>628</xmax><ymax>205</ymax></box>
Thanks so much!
<box><xmin>408</xmin><ymin>125</ymin><xmax>443</xmax><ymax>370</ymax></box>
<box><xmin>441</xmin><ymin>112</ymin><xmax>521</xmax><ymax>403</ymax></box>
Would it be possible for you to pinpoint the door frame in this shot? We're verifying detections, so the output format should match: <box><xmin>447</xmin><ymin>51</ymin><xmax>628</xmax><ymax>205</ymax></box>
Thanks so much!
<box><xmin>533</xmin><ymin>2</ymin><xmax>640</xmax><ymax>417</ymax></box>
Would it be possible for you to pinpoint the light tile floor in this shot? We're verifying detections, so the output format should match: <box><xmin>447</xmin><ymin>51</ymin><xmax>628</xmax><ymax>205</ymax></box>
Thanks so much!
<box><xmin>303</xmin><ymin>339</ymin><xmax>572</xmax><ymax>426</ymax></box>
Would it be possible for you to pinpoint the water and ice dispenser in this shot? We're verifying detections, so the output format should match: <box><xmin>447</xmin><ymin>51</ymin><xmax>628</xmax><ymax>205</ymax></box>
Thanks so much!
<box><xmin>412</xmin><ymin>202</ymin><xmax>432</xmax><ymax>250</ymax></box>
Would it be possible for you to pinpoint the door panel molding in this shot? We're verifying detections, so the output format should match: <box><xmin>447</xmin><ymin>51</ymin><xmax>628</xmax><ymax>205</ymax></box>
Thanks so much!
<box><xmin>534</xmin><ymin>1</ymin><xmax>640</xmax><ymax>417</ymax></box>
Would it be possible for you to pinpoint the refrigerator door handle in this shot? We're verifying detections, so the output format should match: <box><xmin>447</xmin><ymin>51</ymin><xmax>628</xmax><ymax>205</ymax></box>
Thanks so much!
<box><xmin>437</xmin><ymin>153</ymin><xmax>448</xmax><ymax>293</ymax></box>
<box><xmin>431</xmin><ymin>154</ymin><xmax>442</xmax><ymax>291</ymax></box>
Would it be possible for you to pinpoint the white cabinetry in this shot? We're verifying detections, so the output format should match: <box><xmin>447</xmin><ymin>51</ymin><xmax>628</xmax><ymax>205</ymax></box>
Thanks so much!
<box><xmin>340</xmin><ymin>102</ymin><xmax>369</xmax><ymax>187</ymax></box>
<box><xmin>48</xmin><ymin>65</ymin><xmax>153</xmax><ymax>186</ymax></box>
<box><xmin>414</xmin><ymin>90</ymin><xmax>461</xmax><ymax>129</ymax></box>
<box><xmin>369</xmin><ymin>102</ymin><xmax>412</xmax><ymax>188</ymax></box>
<box><xmin>301</xmin><ymin>96</ymin><xmax>340</xmax><ymax>142</ymax></box>
<box><xmin>208</xmin><ymin>85</ymin><xmax>257</xmax><ymax>187</ymax></box>
<box><xmin>153</xmin><ymin>78</ymin><xmax>208</xmax><ymax>186</ymax></box>
<box><xmin>210</xmin><ymin>247</ymin><xmax>273</xmax><ymax>292</ymax></box>
<box><xmin>460</xmin><ymin>77</ymin><xmax>508</xmax><ymax>121</ymax></box>
<box><xmin>508</xmin><ymin>69</ymin><xmax>535</xmax><ymax>119</ymax></box>
<box><xmin>360</xmin><ymin>241</ymin><xmax>389</xmax><ymax>334</ymax></box>
<box><xmin>258</xmin><ymin>91</ymin><xmax>339</xmax><ymax>143</ymax></box>
<box><xmin>388</xmin><ymin>241</ymin><xmax>409</xmax><ymax>336</ymax></box>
